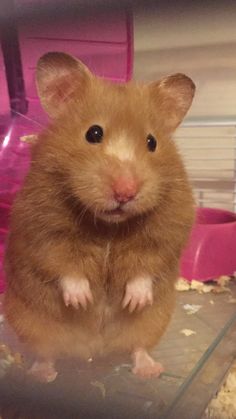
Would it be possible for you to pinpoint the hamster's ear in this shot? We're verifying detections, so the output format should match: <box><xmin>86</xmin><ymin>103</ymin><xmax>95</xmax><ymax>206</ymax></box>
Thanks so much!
<box><xmin>36</xmin><ymin>52</ymin><xmax>92</xmax><ymax>118</ymax></box>
<box><xmin>149</xmin><ymin>74</ymin><xmax>195</xmax><ymax>133</ymax></box>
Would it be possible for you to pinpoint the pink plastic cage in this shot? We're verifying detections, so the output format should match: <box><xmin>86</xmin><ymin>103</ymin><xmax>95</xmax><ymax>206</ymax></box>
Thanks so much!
<box><xmin>0</xmin><ymin>5</ymin><xmax>133</xmax><ymax>293</ymax></box>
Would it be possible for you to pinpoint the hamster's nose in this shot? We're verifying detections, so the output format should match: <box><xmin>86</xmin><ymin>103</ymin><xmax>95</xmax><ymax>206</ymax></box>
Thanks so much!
<box><xmin>112</xmin><ymin>176</ymin><xmax>138</xmax><ymax>203</ymax></box>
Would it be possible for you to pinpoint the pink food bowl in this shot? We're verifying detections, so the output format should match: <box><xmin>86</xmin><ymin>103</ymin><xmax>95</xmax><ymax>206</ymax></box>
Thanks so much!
<box><xmin>180</xmin><ymin>207</ymin><xmax>236</xmax><ymax>281</ymax></box>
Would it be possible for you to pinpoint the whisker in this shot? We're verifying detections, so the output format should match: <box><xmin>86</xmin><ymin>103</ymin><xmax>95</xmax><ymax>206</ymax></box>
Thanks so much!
<box><xmin>76</xmin><ymin>204</ymin><xmax>89</xmax><ymax>226</ymax></box>
<box><xmin>93</xmin><ymin>205</ymin><xmax>100</xmax><ymax>228</ymax></box>
<box><xmin>93</xmin><ymin>211</ymin><xmax>97</xmax><ymax>228</ymax></box>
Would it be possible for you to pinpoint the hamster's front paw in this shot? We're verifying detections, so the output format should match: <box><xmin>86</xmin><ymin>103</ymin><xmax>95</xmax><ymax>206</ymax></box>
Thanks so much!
<box><xmin>122</xmin><ymin>276</ymin><xmax>153</xmax><ymax>313</ymax></box>
<box><xmin>60</xmin><ymin>276</ymin><xmax>93</xmax><ymax>310</ymax></box>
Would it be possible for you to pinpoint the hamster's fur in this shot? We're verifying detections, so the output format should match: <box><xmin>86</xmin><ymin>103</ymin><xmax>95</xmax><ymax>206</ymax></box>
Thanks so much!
<box><xmin>4</xmin><ymin>52</ymin><xmax>195</xmax><ymax>378</ymax></box>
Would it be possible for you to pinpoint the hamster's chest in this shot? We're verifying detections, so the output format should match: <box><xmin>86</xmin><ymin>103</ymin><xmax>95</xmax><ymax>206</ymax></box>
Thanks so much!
<box><xmin>86</xmin><ymin>239</ymin><xmax>124</xmax><ymax>290</ymax></box>
<box><xmin>100</xmin><ymin>241</ymin><xmax>118</xmax><ymax>288</ymax></box>
<box><xmin>103</xmin><ymin>242</ymin><xmax>111</xmax><ymax>273</ymax></box>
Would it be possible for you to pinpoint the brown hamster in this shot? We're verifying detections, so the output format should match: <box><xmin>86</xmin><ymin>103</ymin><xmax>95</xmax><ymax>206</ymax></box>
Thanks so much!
<box><xmin>4</xmin><ymin>52</ymin><xmax>195</xmax><ymax>381</ymax></box>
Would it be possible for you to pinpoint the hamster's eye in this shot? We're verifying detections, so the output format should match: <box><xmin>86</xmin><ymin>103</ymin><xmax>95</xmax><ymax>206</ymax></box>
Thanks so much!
<box><xmin>86</xmin><ymin>125</ymin><xmax>103</xmax><ymax>144</ymax></box>
<box><xmin>146</xmin><ymin>134</ymin><xmax>157</xmax><ymax>152</ymax></box>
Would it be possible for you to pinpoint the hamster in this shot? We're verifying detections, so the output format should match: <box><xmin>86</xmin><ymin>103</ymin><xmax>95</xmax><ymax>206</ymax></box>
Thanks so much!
<box><xmin>4</xmin><ymin>52</ymin><xmax>195</xmax><ymax>381</ymax></box>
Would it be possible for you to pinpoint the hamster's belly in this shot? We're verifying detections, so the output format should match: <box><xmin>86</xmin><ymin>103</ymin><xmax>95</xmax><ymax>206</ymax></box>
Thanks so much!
<box><xmin>60</xmin><ymin>285</ymin><xmax>175</xmax><ymax>358</ymax></box>
<box><xmin>5</xmin><ymin>278</ymin><xmax>175</xmax><ymax>359</ymax></box>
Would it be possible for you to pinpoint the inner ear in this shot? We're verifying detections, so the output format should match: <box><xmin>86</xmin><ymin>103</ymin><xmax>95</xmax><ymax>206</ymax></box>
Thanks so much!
<box><xmin>36</xmin><ymin>52</ymin><xmax>92</xmax><ymax>118</ymax></box>
<box><xmin>149</xmin><ymin>73</ymin><xmax>195</xmax><ymax>133</ymax></box>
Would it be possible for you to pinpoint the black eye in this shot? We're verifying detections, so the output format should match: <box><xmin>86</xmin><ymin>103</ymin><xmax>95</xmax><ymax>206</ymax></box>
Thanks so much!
<box><xmin>86</xmin><ymin>125</ymin><xmax>103</xmax><ymax>143</ymax></box>
<box><xmin>146</xmin><ymin>134</ymin><xmax>157</xmax><ymax>152</ymax></box>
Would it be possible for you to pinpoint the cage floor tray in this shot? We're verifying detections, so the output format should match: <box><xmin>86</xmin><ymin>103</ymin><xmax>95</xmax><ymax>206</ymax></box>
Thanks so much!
<box><xmin>0</xmin><ymin>282</ymin><xmax>235</xmax><ymax>419</ymax></box>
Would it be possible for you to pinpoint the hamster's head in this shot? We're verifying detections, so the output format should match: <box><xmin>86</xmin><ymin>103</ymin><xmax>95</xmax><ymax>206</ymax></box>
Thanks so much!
<box><xmin>36</xmin><ymin>52</ymin><xmax>195</xmax><ymax>224</ymax></box>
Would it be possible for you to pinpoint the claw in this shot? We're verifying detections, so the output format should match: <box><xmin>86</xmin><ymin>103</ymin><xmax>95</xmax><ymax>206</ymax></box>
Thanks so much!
<box><xmin>122</xmin><ymin>276</ymin><xmax>153</xmax><ymax>313</ymax></box>
<box><xmin>60</xmin><ymin>277</ymin><xmax>93</xmax><ymax>310</ymax></box>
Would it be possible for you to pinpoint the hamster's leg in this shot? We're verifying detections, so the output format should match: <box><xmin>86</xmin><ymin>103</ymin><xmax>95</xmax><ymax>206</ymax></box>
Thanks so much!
<box><xmin>122</xmin><ymin>276</ymin><xmax>166</xmax><ymax>377</ymax></box>
<box><xmin>132</xmin><ymin>348</ymin><xmax>164</xmax><ymax>378</ymax></box>
<box><xmin>28</xmin><ymin>360</ymin><xmax>58</xmax><ymax>383</ymax></box>
<box><xmin>60</xmin><ymin>276</ymin><xmax>93</xmax><ymax>310</ymax></box>
<box><xmin>122</xmin><ymin>276</ymin><xmax>153</xmax><ymax>313</ymax></box>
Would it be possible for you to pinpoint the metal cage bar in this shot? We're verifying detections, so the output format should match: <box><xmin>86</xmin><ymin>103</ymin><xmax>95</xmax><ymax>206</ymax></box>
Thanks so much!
<box><xmin>176</xmin><ymin>117</ymin><xmax>236</xmax><ymax>212</ymax></box>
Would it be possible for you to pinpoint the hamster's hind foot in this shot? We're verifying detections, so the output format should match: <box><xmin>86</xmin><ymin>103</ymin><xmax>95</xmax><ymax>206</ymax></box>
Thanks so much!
<box><xmin>28</xmin><ymin>360</ymin><xmax>58</xmax><ymax>383</ymax></box>
<box><xmin>132</xmin><ymin>348</ymin><xmax>164</xmax><ymax>378</ymax></box>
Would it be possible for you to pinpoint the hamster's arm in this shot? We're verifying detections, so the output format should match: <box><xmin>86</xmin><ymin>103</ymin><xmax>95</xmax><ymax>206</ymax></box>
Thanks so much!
<box><xmin>4</xmin><ymin>230</ymin><xmax>96</xmax><ymax>310</ymax></box>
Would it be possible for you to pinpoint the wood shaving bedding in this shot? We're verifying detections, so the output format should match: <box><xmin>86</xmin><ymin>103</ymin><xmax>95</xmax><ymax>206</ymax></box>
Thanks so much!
<box><xmin>91</xmin><ymin>380</ymin><xmax>106</xmax><ymax>398</ymax></box>
<box><xmin>228</xmin><ymin>297</ymin><xmax>236</xmax><ymax>304</ymax></box>
<box><xmin>20</xmin><ymin>134</ymin><xmax>38</xmax><ymax>144</ymax></box>
<box><xmin>175</xmin><ymin>275</ymin><xmax>235</xmax><ymax>294</ymax></box>
<box><xmin>183</xmin><ymin>304</ymin><xmax>202</xmax><ymax>315</ymax></box>
<box><xmin>203</xmin><ymin>361</ymin><xmax>236</xmax><ymax>419</ymax></box>
<box><xmin>0</xmin><ymin>342</ymin><xmax>24</xmax><ymax>378</ymax></box>
<box><xmin>180</xmin><ymin>329</ymin><xmax>196</xmax><ymax>337</ymax></box>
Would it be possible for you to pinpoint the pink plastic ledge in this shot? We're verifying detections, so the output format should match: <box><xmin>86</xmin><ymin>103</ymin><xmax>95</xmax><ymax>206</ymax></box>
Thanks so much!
<box><xmin>180</xmin><ymin>207</ymin><xmax>236</xmax><ymax>282</ymax></box>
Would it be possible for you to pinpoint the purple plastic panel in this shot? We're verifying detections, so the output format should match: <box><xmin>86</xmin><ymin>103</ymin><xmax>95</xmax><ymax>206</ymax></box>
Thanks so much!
<box><xmin>18</xmin><ymin>12</ymin><xmax>129</xmax><ymax>43</ymax></box>
<box><xmin>15</xmin><ymin>4</ymin><xmax>133</xmax><ymax>120</ymax></box>
<box><xmin>0</xmin><ymin>50</ymin><xmax>10</xmax><ymax>117</ymax></box>
<box><xmin>0</xmin><ymin>9</ymin><xmax>133</xmax><ymax>293</ymax></box>
<box><xmin>0</xmin><ymin>116</ymin><xmax>43</xmax><ymax>292</ymax></box>
<box><xmin>0</xmin><ymin>49</ymin><xmax>10</xmax><ymax>291</ymax></box>
<box><xmin>22</xmin><ymin>42</ymin><xmax>131</xmax><ymax>96</ymax></box>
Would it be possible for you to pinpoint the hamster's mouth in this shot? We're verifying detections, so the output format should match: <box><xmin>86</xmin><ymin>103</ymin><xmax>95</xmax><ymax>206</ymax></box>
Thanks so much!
<box><xmin>103</xmin><ymin>208</ymin><xmax>124</xmax><ymax>216</ymax></box>
<box><xmin>98</xmin><ymin>205</ymin><xmax>130</xmax><ymax>223</ymax></box>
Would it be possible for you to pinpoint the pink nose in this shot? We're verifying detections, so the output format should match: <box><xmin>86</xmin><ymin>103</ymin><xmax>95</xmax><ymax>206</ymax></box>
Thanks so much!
<box><xmin>112</xmin><ymin>176</ymin><xmax>138</xmax><ymax>203</ymax></box>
